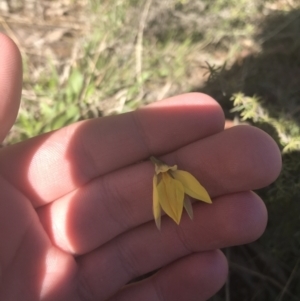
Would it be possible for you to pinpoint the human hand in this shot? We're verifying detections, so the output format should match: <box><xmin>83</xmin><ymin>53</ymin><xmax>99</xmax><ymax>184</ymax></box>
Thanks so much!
<box><xmin>0</xmin><ymin>33</ymin><xmax>281</xmax><ymax>301</ymax></box>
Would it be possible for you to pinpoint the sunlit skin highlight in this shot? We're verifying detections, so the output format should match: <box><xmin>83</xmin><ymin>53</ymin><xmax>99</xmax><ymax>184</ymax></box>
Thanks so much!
<box><xmin>151</xmin><ymin>156</ymin><xmax>212</xmax><ymax>229</ymax></box>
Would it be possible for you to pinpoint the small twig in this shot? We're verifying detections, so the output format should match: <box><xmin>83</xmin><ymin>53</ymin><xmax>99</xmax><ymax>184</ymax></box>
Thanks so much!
<box><xmin>0</xmin><ymin>16</ymin><xmax>24</xmax><ymax>53</ymax></box>
<box><xmin>135</xmin><ymin>0</ymin><xmax>153</xmax><ymax>85</ymax></box>
<box><xmin>78</xmin><ymin>35</ymin><xmax>108</xmax><ymax>105</ymax></box>
<box><xmin>60</xmin><ymin>39</ymin><xmax>82</xmax><ymax>85</ymax></box>
<box><xmin>259</xmin><ymin>12</ymin><xmax>300</xmax><ymax>44</ymax></box>
<box><xmin>230</xmin><ymin>262</ymin><xmax>299</xmax><ymax>300</ymax></box>
<box><xmin>157</xmin><ymin>81</ymin><xmax>172</xmax><ymax>101</ymax></box>
<box><xmin>277</xmin><ymin>260</ymin><xmax>299</xmax><ymax>301</ymax></box>
<box><xmin>225</xmin><ymin>248</ymin><xmax>231</xmax><ymax>301</ymax></box>
<box><xmin>0</xmin><ymin>12</ymin><xmax>86</xmax><ymax>31</ymax></box>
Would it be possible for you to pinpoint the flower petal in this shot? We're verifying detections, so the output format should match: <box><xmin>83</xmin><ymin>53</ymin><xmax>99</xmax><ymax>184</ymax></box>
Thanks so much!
<box><xmin>183</xmin><ymin>196</ymin><xmax>194</xmax><ymax>220</ymax></box>
<box><xmin>172</xmin><ymin>170</ymin><xmax>212</xmax><ymax>204</ymax></box>
<box><xmin>153</xmin><ymin>174</ymin><xmax>161</xmax><ymax>229</ymax></box>
<box><xmin>156</xmin><ymin>172</ymin><xmax>185</xmax><ymax>224</ymax></box>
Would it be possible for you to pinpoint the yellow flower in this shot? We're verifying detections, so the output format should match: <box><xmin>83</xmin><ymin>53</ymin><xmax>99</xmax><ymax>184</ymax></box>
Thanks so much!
<box><xmin>151</xmin><ymin>156</ymin><xmax>212</xmax><ymax>229</ymax></box>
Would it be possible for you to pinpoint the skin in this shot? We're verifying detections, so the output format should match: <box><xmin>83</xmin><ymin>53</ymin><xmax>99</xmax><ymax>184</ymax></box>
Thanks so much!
<box><xmin>0</xmin><ymin>32</ymin><xmax>282</xmax><ymax>301</ymax></box>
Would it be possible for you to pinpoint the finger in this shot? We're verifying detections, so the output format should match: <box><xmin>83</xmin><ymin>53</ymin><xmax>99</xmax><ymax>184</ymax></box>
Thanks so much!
<box><xmin>0</xmin><ymin>33</ymin><xmax>22</xmax><ymax>142</ymax></box>
<box><xmin>172</xmin><ymin>124</ymin><xmax>282</xmax><ymax>194</ymax></box>
<box><xmin>39</xmin><ymin>125</ymin><xmax>279</xmax><ymax>254</ymax></box>
<box><xmin>76</xmin><ymin>191</ymin><xmax>265</xmax><ymax>300</ymax></box>
<box><xmin>0</xmin><ymin>177</ymin><xmax>77</xmax><ymax>301</ymax></box>
<box><xmin>0</xmin><ymin>93</ymin><xmax>224</xmax><ymax>205</ymax></box>
<box><xmin>107</xmin><ymin>251</ymin><xmax>227</xmax><ymax>301</ymax></box>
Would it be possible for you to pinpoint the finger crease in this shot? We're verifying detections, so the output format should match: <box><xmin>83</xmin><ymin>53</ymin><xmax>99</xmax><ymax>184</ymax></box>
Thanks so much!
<box><xmin>114</xmin><ymin>237</ymin><xmax>140</xmax><ymax>280</ymax></box>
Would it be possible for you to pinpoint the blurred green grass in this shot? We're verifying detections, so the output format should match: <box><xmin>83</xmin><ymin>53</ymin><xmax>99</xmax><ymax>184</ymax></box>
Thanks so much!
<box><xmin>7</xmin><ymin>0</ymin><xmax>275</xmax><ymax>142</ymax></box>
<box><xmin>1</xmin><ymin>0</ymin><xmax>300</xmax><ymax>300</ymax></box>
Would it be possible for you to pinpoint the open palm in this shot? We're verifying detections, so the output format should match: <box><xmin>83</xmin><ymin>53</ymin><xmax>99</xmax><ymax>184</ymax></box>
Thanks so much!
<box><xmin>0</xmin><ymin>33</ymin><xmax>281</xmax><ymax>301</ymax></box>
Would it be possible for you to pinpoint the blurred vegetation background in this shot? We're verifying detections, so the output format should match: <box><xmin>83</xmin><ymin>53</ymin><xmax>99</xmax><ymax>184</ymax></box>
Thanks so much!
<box><xmin>1</xmin><ymin>0</ymin><xmax>300</xmax><ymax>300</ymax></box>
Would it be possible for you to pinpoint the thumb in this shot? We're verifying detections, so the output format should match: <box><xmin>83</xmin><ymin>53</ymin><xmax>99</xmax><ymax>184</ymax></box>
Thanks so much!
<box><xmin>0</xmin><ymin>33</ymin><xmax>22</xmax><ymax>143</ymax></box>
